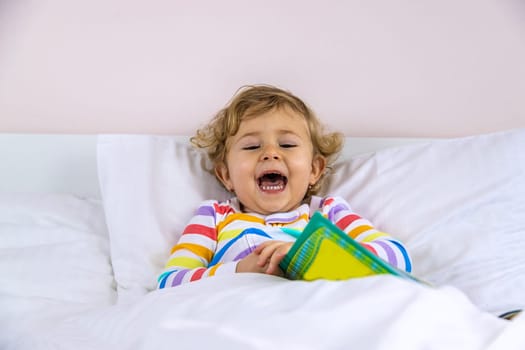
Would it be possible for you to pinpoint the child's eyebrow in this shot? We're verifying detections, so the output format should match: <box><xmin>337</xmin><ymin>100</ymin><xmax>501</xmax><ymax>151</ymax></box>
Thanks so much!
<box><xmin>236</xmin><ymin>131</ymin><xmax>260</xmax><ymax>139</ymax></box>
<box><xmin>237</xmin><ymin>130</ymin><xmax>302</xmax><ymax>139</ymax></box>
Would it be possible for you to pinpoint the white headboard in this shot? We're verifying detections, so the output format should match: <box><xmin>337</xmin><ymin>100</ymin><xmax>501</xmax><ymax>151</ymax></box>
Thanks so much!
<box><xmin>0</xmin><ymin>134</ymin><xmax>100</xmax><ymax>197</ymax></box>
<box><xmin>1</xmin><ymin>0</ymin><xmax>524</xmax><ymax>137</ymax></box>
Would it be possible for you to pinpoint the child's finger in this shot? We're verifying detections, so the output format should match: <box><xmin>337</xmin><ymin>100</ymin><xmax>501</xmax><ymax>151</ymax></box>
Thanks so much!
<box><xmin>253</xmin><ymin>241</ymin><xmax>272</xmax><ymax>254</ymax></box>
<box><xmin>256</xmin><ymin>244</ymin><xmax>279</xmax><ymax>266</ymax></box>
<box><xmin>265</xmin><ymin>245</ymin><xmax>288</xmax><ymax>274</ymax></box>
<box><xmin>266</xmin><ymin>264</ymin><xmax>284</xmax><ymax>276</ymax></box>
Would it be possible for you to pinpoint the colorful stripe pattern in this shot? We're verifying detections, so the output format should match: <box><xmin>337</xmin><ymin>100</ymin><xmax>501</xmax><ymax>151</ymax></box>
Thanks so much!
<box><xmin>157</xmin><ymin>196</ymin><xmax>411</xmax><ymax>288</ymax></box>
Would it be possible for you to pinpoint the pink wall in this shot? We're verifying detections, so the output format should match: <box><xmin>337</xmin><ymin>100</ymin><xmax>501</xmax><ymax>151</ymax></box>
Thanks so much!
<box><xmin>1</xmin><ymin>0</ymin><xmax>524</xmax><ymax>137</ymax></box>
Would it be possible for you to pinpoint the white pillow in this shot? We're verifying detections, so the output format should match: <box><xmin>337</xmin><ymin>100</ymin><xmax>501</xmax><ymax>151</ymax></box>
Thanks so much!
<box><xmin>97</xmin><ymin>135</ymin><xmax>230</xmax><ymax>302</ymax></box>
<box><xmin>0</xmin><ymin>193</ymin><xmax>116</xmax><ymax>305</ymax></box>
<box><xmin>98</xmin><ymin>129</ymin><xmax>525</xmax><ymax>314</ymax></box>
<box><xmin>323</xmin><ymin>128</ymin><xmax>525</xmax><ymax>315</ymax></box>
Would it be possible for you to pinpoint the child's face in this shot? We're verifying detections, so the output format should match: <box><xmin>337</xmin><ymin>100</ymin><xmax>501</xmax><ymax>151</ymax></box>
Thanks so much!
<box><xmin>215</xmin><ymin>107</ymin><xmax>325</xmax><ymax>215</ymax></box>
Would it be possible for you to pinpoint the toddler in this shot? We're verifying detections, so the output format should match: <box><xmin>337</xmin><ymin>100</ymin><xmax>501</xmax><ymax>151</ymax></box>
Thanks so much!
<box><xmin>158</xmin><ymin>85</ymin><xmax>411</xmax><ymax>288</ymax></box>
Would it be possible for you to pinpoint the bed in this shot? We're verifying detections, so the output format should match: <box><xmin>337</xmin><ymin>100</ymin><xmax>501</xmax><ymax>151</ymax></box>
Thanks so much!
<box><xmin>1</xmin><ymin>130</ymin><xmax>525</xmax><ymax>349</ymax></box>
<box><xmin>2</xmin><ymin>1</ymin><xmax>525</xmax><ymax>349</ymax></box>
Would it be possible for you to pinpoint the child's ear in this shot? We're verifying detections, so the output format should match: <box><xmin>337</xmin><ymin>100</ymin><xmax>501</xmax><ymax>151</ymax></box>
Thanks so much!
<box><xmin>309</xmin><ymin>154</ymin><xmax>326</xmax><ymax>185</ymax></box>
<box><xmin>215</xmin><ymin>162</ymin><xmax>233</xmax><ymax>192</ymax></box>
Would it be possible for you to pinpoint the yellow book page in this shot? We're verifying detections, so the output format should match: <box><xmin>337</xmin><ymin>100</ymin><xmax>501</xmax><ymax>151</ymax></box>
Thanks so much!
<box><xmin>302</xmin><ymin>238</ymin><xmax>376</xmax><ymax>281</ymax></box>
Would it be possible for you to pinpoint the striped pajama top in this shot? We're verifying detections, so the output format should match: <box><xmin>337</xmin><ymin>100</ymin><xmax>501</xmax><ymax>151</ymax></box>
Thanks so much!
<box><xmin>157</xmin><ymin>196</ymin><xmax>412</xmax><ymax>288</ymax></box>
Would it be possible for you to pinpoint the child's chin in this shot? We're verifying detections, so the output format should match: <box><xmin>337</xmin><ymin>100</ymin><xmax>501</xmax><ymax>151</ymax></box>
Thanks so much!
<box><xmin>259</xmin><ymin>202</ymin><xmax>296</xmax><ymax>214</ymax></box>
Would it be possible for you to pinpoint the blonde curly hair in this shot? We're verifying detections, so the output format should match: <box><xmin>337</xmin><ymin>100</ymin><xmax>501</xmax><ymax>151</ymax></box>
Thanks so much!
<box><xmin>191</xmin><ymin>84</ymin><xmax>343</xmax><ymax>195</ymax></box>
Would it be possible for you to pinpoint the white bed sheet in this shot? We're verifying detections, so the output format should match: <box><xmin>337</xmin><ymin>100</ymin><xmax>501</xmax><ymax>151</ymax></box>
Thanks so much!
<box><xmin>4</xmin><ymin>274</ymin><xmax>524</xmax><ymax>350</ymax></box>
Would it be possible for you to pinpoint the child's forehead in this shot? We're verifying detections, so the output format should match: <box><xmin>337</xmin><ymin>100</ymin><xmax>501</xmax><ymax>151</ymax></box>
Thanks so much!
<box><xmin>237</xmin><ymin>109</ymin><xmax>309</xmax><ymax>132</ymax></box>
<box><xmin>242</xmin><ymin>105</ymin><xmax>307</xmax><ymax>122</ymax></box>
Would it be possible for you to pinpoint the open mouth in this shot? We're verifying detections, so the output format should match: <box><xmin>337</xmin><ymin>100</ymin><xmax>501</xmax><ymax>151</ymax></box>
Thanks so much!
<box><xmin>257</xmin><ymin>172</ymin><xmax>288</xmax><ymax>192</ymax></box>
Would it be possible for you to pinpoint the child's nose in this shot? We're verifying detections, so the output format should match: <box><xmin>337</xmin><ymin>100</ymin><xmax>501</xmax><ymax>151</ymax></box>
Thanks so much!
<box><xmin>261</xmin><ymin>145</ymin><xmax>281</xmax><ymax>161</ymax></box>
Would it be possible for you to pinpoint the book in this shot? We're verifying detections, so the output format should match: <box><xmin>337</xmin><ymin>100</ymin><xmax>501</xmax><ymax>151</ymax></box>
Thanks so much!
<box><xmin>279</xmin><ymin>212</ymin><xmax>423</xmax><ymax>283</ymax></box>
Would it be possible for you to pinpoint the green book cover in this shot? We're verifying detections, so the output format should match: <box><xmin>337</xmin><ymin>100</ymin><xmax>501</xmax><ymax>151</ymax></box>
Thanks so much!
<box><xmin>279</xmin><ymin>212</ymin><xmax>423</xmax><ymax>283</ymax></box>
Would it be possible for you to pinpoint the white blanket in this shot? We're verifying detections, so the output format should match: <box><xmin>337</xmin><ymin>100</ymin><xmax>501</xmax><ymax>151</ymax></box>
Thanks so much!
<box><xmin>3</xmin><ymin>274</ymin><xmax>523</xmax><ymax>350</ymax></box>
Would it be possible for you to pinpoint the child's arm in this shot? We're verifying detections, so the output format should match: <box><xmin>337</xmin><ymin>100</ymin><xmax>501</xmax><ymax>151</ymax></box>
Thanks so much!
<box><xmin>320</xmin><ymin>196</ymin><xmax>412</xmax><ymax>272</ymax></box>
<box><xmin>157</xmin><ymin>200</ymin><xmax>238</xmax><ymax>288</ymax></box>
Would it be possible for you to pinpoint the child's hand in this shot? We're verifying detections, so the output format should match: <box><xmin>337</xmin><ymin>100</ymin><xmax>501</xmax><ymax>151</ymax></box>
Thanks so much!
<box><xmin>253</xmin><ymin>241</ymin><xmax>293</xmax><ymax>276</ymax></box>
<box><xmin>235</xmin><ymin>252</ymin><xmax>269</xmax><ymax>274</ymax></box>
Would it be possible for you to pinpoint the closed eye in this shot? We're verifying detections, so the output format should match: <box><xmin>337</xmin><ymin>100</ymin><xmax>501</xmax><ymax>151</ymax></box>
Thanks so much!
<box><xmin>280</xmin><ymin>144</ymin><xmax>297</xmax><ymax>148</ymax></box>
<box><xmin>242</xmin><ymin>145</ymin><xmax>260</xmax><ymax>150</ymax></box>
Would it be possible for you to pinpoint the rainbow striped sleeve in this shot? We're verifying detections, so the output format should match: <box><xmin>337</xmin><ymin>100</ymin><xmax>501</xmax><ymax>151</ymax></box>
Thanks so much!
<box><xmin>319</xmin><ymin>196</ymin><xmax>412</xmax><ymax>272</ymax></box>
<box><xmin>157</xmin><ymin>200</ymin><xmax>237</xmax><ymax>289</ymax></box>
